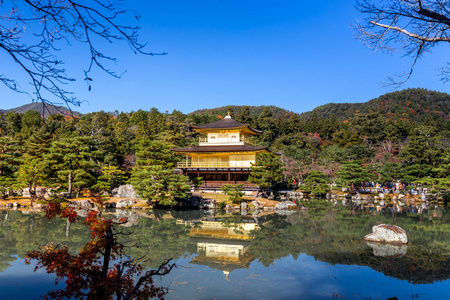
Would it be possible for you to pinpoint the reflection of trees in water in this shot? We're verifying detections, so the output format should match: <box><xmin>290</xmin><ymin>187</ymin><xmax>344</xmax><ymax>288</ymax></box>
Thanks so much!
<box><xmin>118</xmin><ymin>217</ymin><xmax>194</xmax><ymax>270</ymax></box>
<box><xmin>249</xmin><ymin>201</ymin><xmax>450</xmax><ymax>283</ymax></box>
<box><xmin>0</xmin><ymin>210</ymin><xmax>91</xmax><ymax>273</ymax></box>
<box><xmin>1</xmin><ymin>203</ymin><xmax>450</xmax><ymax>284</ymax></box>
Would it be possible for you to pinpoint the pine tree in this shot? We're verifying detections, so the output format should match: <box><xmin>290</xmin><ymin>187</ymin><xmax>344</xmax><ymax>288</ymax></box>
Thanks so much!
<box><xmin>336</xmin><ymin>160</ymin><xmax>374</xmax><ymax>189</ymax></box>
<box><xmin>399</xmin><ymin>125</ymin><xmax>445</xmax><ymax>180</ymax></box>
<box><xmin>220</xmin><ymin>184</ymin><xmax>244</xmax><ymax>204</ymax></box>
<box><xmin>236</xmin><ymin>106</ymin><xmax>252</xmax><ymax>124</ymax></box>
<box><xmin>249</xmin><ymin>152</ymin><xmax>285</xmax><ymax>190</ymax></box>
<box><xmin>44</xmin><ymin>136</ymin><xmax>99</xmax><ymax>197</ymax></box>
<box><xmin>23</xmin><ymin>129</ymin><xmax>52</xmax><ymax>161</ymax></box>
<box><xmin>130</xmin><ymin>139</ymin><xmax>190</xmax><ymax>206</ymax></box>
<box><xmin>0</xmin><ymin>136</ymin><xmax>21</xmax><ymax>177</ymax></box>
<box><xmin>93</xmin><ymin>165</ymin><xmax>127</xmax><ymax>194</ymax></box>
<box><xmin>300</xmin><ymin>170</ymin><xmax>330</xmax><ymax>197</ymax></box>
<box><xmin>14</xmin><ymin>157</ymin><xmax>46</xmax><ymax>201</ymax></box>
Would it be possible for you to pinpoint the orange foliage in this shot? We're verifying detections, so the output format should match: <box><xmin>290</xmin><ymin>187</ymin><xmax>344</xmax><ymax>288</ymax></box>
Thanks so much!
<box><xmin>26</xmin><ymin>195</ymin><xmax>174</xmax><ymax>299</ymax></box>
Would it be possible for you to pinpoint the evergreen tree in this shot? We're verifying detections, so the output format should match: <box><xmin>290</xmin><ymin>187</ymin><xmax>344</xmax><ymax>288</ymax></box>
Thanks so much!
<box><xmin>287</xmin><ymin>113</ymin><xmax>303</xmax><ymax>135</ymax></box>
<box><xmin>399</xmin><ymin>125</ymin><xmax>445</xmax><ymax>180</ymax></box>
<box><xmin>130</xmin><ymin>139</ymin><xmax>190</xmax><ymax>206</ymax></box>
<box><xmin>257</xmin><ymin>107</ymin><xmax>276</xmax><ymax>144</ymax></box>
<box><xmin>300</xmin><ymin>170</ymin><xmax>330</xmax><ymax>197</ymax></box>
<box><xmin>0</xmin><ymin>176</ymin><xmax>13</xmax><ymax>200</ymax></box>
<box><xmin>23</xmin><ymin>129</ymin><xmax>52</xmax><ymax>161</ymax></box>
<box><xmin>5</xmin><ymin>112</ymin><xmax>22</xmax><ymax>136</ymax></box>
<box><xmin>0</xmin><ymin>136</ymin><xmax>21</xmax><ymax>177</ymax></box>
<box><xmin>249</xmin><ymin>152</ymin><xmax>285</xmax><ymax>190</ymax></box>
<box><xmin>93</xmin><ymin>166</ymin><xmax>127</xmax><ymax>194</ymax></box>
<box><xmin>336</xmin><ymin>160</ymin><xmax>373</xmax><ymax>189</ymax></box>
<box><xmin>332</xmin><ymin>128</ymin><xmax>362</xmax><ymax>148</ymax></box>
<box><xmin>379</xmin><ymin>161</ymin><xmax>402</xmax><ymax>182</ymax></box>
<box><xmin>236</xmin><ymin>106</ymin><xmax>252</xmax><ymax>124</ymax></box>
<box><xmin>220</xmin><ymin>184</ymin><xmax>244</xmax><ymax>204</ymax></box>
<box><xmin>44</xmin><ymin>136</ymin><xmax>99</xmax><ymax>197</ymax></box>
<box><xmin>14</xmin><ymin>157</ymin><xmax>46</xmax><ymax>201</ymax></box>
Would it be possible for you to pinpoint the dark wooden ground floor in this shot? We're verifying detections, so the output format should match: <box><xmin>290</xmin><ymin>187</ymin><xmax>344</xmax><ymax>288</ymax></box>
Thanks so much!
<box><xmin>182</xmin><ymin>168</ymin><xmax>258</xmax><ymax>191</ymax></box>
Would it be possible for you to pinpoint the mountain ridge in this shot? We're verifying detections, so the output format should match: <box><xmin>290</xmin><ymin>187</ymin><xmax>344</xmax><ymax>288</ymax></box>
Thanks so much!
<box><xmin>189</xmin><ymin>88</ymin><xmax>450</xmax><ymax>123</ymax></box>
<box><xmin>0</xmin><ymin>102</ymin><xmax>81</xmax><ymax>118</ymax></box>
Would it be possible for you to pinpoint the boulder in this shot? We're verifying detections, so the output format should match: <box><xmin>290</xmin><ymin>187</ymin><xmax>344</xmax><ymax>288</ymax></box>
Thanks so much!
<box><xmin>421</xmin><ymin>194</ymin><xmax>429</xmax><ymax>202</ymax></box>
<box><xmin>379</xmin><ymin>193</ymin><xmax>385</xmax><ymax>200</ymax></box>
<box><xmin>76</xmin><ymin>209</ymin><xmax>91</xmax><ymax>218</ymax></box>
<box><xmin>275</xmin><ymin>201</ymin><xmax>297</xmax><ymax>211</ymax></box>
<box><xmin>115</xmin><ymin>209</ymin><xmax>139</xmax><ymax>227</ymax></box>
<box><xmin>241</xmin><ymin>202</ymin><xmax>248</xmax><ymax>210</ymax></box>
<box><xmin>105</xmin><ymin>202</ymin><xmax>116</xmax><ymax>209</ymax></box>
<box><xmin>398</xmin><ymin>194</ymin><xmax>405</xmax><ymax>199</ymax></box>
<box><xmin>12</xmin><ymin>202</ymin><xmax>19</xmax><ymax>208</ymax></box>
<box><xmin>34</xmin><ymin>203</ymin><xmax>46</xmax><ymax>210</ymax></box>
<box><xmin>22</xmin><ymin>188</ymin><xmax>31</xmax><ymax>198</ymax></box>
<box><xmin>177</xmin><ymin>193</ymin><xmax>204</xmax><ymax>209</ymax></box>
<box><xmin>5</xmin><ymin>203</ymin><xmax>12</xmax><ymax>208</ymax></box>
<box><xmin>275</xmin><ymin>210</ymin><xmax>296</xmax><ymax>216</ymax></box>
<box><xmin>116</xmin><ymin>199</ymin><xmax>137</xmax><ymax>209</ymax></box>
<box><xmin>202</xmin><ymin>199</ymin><xmax>216</xmax><ymax>209</ymax></box>
<box><xmin>36</xmin><ymin>187</ymin><xmax>47</xmax><ymax>198</ymax></box>
<box><xmin>364</xmin><ymin>224</ymin><xmax>408</xmax><ymax>244</ymax></box>
<box><xmin>112</xmin><ymin>184</ymin><xmax>138</xmax><ymax>198</ymax></box>
<box><xmin>251</xmin><ymin>201</ymin><xmax>263</xmax><ymax>209</ymax></box>
<box><xmin>67</xmin><ymin>200</ymin><xmax>93</xmax><ymax>209</ymax></box>
<box><xmin>379</xmin><ymin>200</ymin><xmax>385</xmax><ymax>206</ymax></box>
<box><xmin>366</xmin><ymin>241</ymin><xmax>407</xmax><ymax>258</ymax></box>
<box><xmin>44</xmin><ymin>188</ymin><xmax>54</xmax><ymax>199</ymax></box>
<box><xmin>79</xmin><ymin>200</ymin><xmax>94</xmax><ymax>209</ymax></box>
<box><xmin>225</xmin><ymin>204</ymin><xmax>234</xmax><ymax>212</ymax></box>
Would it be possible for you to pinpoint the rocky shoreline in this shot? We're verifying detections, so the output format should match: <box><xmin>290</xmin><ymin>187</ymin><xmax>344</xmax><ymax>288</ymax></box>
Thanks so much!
<box><xmin>0</xmin><ymin>184</ymin><xmax>446</xmax><ymax>214</ymax></box>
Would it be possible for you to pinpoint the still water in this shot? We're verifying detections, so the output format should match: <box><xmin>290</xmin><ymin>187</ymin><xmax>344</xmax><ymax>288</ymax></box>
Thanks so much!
<box><xmin>0</xmin><ymin>201</ymin><xmax>449</xmax><ymax>299</ymax></box>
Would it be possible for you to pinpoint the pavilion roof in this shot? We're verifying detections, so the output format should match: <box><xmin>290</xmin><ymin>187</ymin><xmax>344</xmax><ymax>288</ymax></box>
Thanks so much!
<box><xmin>171</xmin><ymin>145</ymin><xmax>269</xmax><ymax>154</ymax></box>
<box><xmin>191</xmin><ymin>117</ymin><xmax>262</xmax><ymax>134</ymax></box>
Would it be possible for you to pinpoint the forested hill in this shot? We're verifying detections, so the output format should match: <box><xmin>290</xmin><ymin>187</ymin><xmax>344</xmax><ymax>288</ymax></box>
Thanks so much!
<box><xmin>189</xmin><ymin>88</ymin><xmax>449</xmax><ymax>124</ymax></box>
<box><xmin>189</xmin><ymin>105</ymin><xmax>294</xmax><ymax>119</ymax></box>
<box><xmin>0</xmin><ymin>102</ymin><xmax>80</xmax><ymax>118</ymax></box>
<box><xmin>301</xmin><ymin>88</ymin><xmax>450</xmax><ymax>123</ymax></box>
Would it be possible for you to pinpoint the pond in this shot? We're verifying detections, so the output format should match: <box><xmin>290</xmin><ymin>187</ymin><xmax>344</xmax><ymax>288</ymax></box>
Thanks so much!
<box><xmin>0</xmin><ymin>201</ymin><xmax>449</xmax><ymax>299</ymax></box>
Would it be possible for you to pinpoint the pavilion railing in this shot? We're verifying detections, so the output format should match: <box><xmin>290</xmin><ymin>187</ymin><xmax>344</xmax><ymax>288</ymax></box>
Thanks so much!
<box><xmin>177</xmin><ymin>162</ymin><xmax>253</xmax><ymax>168</ymax></box>
<box><xmin>198</xmin><ymin>136</ymin><xmax>256</xmax><ymax>146</ymax></box>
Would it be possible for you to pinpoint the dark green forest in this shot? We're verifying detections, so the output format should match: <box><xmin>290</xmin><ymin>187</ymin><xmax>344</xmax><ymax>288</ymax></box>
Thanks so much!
<box><xmin>0</xmin><ymin>88</ymin><xmax>449</xmax><ymax>202</ymax></box>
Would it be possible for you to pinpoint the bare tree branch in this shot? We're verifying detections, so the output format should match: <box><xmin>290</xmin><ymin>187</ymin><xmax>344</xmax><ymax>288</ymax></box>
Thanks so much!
<box><xmin>0</xmin><ymin>1</ymin><xmax>166</xmax><ymax>110</ymax></box>
<box><xmin>354</xmin><ymin>0</ymin><xmax>450</xmax><ymax>85</ymax></box>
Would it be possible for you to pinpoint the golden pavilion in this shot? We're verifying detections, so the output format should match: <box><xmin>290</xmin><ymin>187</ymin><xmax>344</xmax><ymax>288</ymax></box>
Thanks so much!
<box><xmin>171</xmin><ymin>114</ymin><xmax>272</xmax><ymax>190</ymax></box>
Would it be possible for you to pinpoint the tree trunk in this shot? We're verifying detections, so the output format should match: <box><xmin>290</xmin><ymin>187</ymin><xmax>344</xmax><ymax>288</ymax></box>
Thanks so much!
<box><xmin>68</xmin><ymin>172</ymin><xmax>73</xmax><ymax>198</ymax></box>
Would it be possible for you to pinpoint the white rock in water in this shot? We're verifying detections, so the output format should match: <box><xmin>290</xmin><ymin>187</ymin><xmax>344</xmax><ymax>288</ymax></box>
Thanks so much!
<box><xmin>116</xmin><ymin>199</ymin><xmax>137</xmax><ymax>209</ymax></box>
<box><xmin>366</xmin><ymin>241</ymin><xmax>407</xmax><ymax>257</ymax></box>
<box><xmin>364</xmin><ymin>224</ymin><xmax>408</xmax><ymax>244</ymax></box>
<box><xmin>275</xmin><ymin>201</ymin><xmax>297</xmax><ymax>211</ymax></box>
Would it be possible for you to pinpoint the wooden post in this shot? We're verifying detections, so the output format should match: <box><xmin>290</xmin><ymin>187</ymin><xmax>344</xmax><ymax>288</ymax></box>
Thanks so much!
<box><xmin>228</xmin><ymin>171</ymin><xmax>231</xmax><ymax>183</ymax></box>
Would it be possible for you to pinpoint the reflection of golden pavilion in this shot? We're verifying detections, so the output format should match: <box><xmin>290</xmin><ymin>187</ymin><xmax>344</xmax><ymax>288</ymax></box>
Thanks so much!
<box><xmin>178</xmin><ymin>217</ymin><xmax>259</xmax><ymax>280</ymax></box>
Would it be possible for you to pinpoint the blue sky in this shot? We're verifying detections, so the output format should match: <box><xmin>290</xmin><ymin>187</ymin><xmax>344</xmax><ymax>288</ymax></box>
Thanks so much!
<box><xmin>0</xmin><ymin>0</ymin><xmax>449</xmax><ymax>114</ymax></box>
